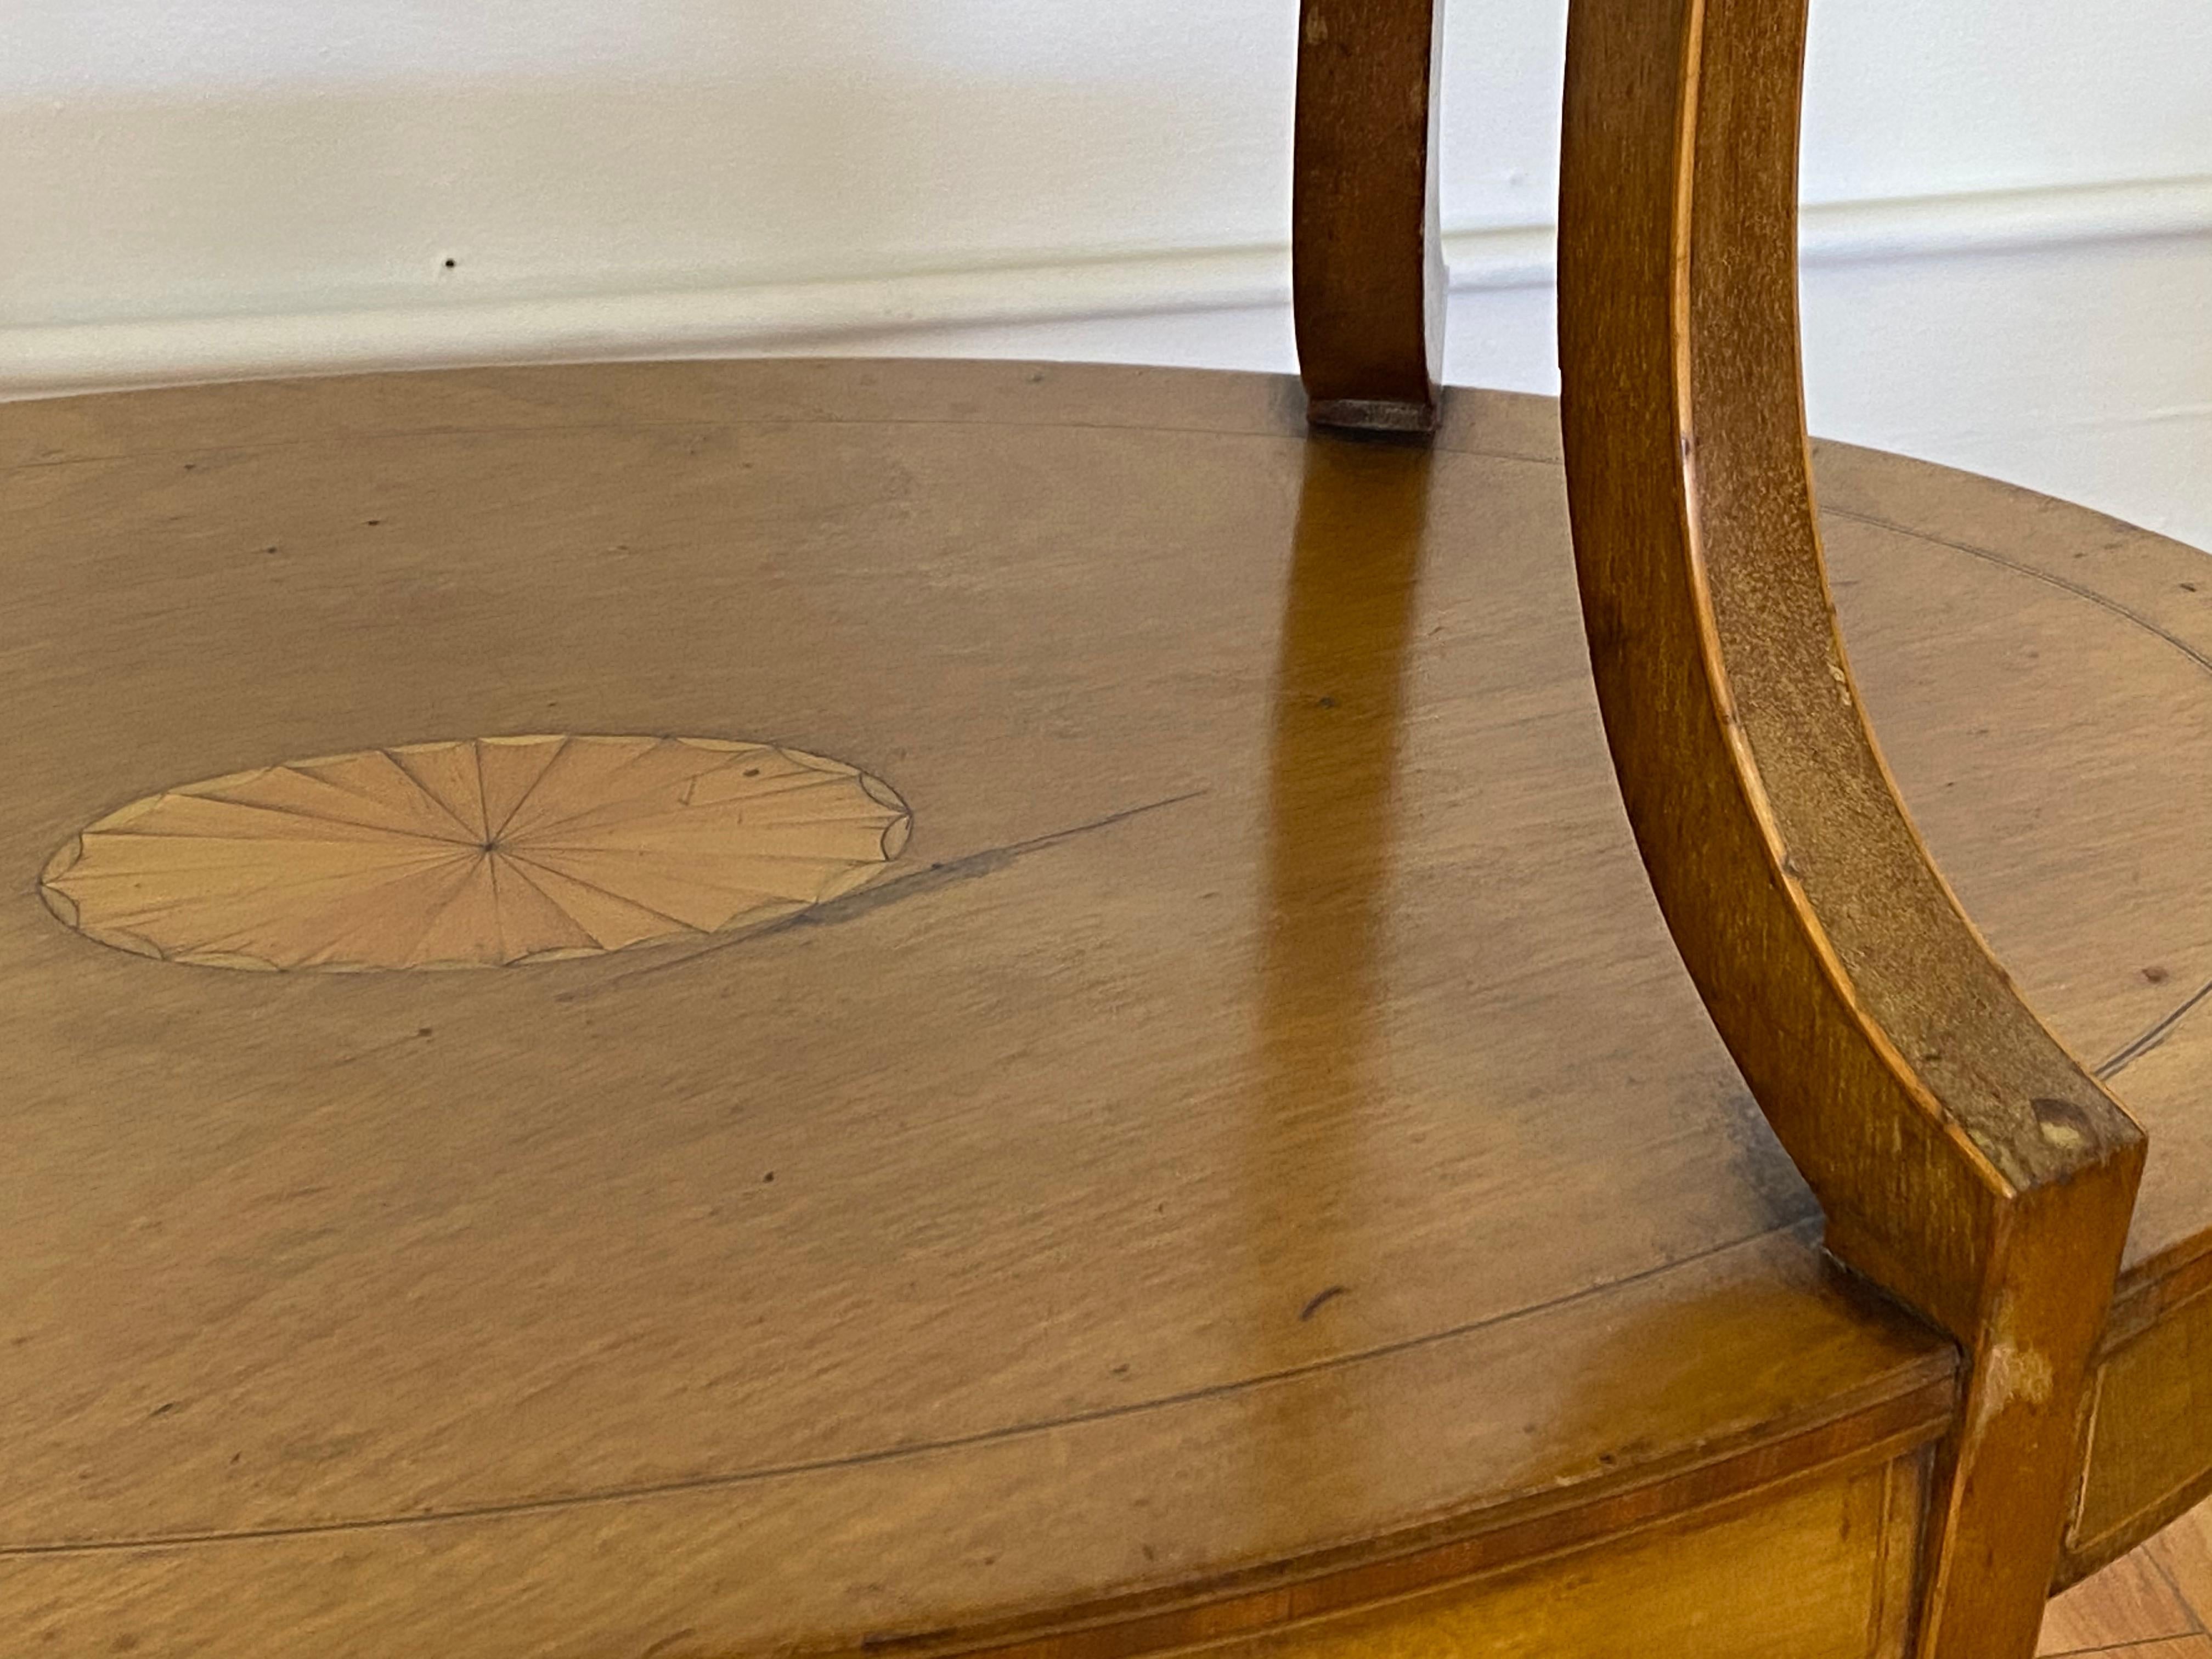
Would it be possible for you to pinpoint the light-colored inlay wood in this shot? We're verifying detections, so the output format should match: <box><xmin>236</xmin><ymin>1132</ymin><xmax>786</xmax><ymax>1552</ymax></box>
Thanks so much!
<box><xmin>38</xmin><ymin>735</ymin><xmax>911</xmax><ymax>971</ymax></box>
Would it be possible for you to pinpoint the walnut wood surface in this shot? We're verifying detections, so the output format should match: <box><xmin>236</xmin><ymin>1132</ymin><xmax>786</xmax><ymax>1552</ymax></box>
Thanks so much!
<box><xmin>1293</xmin><ymin>0</ymin><xmax>1444</xmax><ymax>431</ymax></box>
<box><xmin>1557</xmin><ymin>2</ymin><xmax>2146</xmax><ymax>1652</ymax></box>
<box><xmin>4</xmin><ymin>359</ymin><xmax>2211</xmax><ymax>1653</ymax></box>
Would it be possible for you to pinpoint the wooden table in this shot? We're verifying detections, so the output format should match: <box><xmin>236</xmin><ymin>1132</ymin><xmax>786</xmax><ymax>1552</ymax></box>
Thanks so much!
<box><xmin>7</xmin><ymin>358</ymin><xmax>2210</xmax><ymax>1655</ymax></box>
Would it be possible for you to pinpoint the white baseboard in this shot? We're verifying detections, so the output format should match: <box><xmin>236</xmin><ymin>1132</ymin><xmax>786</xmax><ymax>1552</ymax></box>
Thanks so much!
<box><xmin>7</xmin><ymin>173</ymin><xmax>2211</xmax><ymax>399</ymax></box>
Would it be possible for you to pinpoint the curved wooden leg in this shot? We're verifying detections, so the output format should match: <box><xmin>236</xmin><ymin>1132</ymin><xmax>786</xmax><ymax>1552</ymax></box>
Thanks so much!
<box><xmin>1294</xmin><ymin>0</ymin><xmax>1446</xmax><ymax>432</ymax></box>
<box><xmin>1556</xmin><ymin>0</ymin><xmax>2146</xmax><ymax>1653</ymax></box>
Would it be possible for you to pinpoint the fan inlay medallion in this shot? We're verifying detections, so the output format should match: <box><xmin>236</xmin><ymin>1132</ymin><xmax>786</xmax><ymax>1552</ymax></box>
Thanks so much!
<box><xmin>38</xmin><ymin>735</ymin><xmax>911</xmax><ymax>971</ymax></box>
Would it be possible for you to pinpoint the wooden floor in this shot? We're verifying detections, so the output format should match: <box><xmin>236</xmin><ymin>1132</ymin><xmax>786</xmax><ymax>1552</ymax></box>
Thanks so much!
<box><xmin>2044</xmin><ymin>1503</ymin><xmax>2212</xmax><ymax>1656</ymax></box>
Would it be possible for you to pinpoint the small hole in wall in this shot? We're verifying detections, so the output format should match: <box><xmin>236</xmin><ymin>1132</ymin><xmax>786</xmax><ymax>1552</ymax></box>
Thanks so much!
<box><xmin>442</xmin><ymin>257</ymin><xmax>458</xmax><ymax>270</ymax></box>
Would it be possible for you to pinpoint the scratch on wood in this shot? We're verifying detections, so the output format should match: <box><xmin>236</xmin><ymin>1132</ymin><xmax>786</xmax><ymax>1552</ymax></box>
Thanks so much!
<box><xmin>564</xmin><ymin>789</ymin><xmax>1211</xmax><ymax>998</ymax></box>
<box><xmin>1300</xmin><ymin>1285</ymin><xmax>1350</xmax><ymax>1321</ymax></box>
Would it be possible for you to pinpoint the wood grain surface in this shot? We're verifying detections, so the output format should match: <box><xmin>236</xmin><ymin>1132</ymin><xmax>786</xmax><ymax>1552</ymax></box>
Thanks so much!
<box><xmin>4</xmin><ymin>359</ymin><xmax>2211</xmax><ymax>1653</ymax></box>
<box><xmin>2040</xmin><ymin>1496</ymin><xmax>2212</xmax><ymax>1655</ymax></box>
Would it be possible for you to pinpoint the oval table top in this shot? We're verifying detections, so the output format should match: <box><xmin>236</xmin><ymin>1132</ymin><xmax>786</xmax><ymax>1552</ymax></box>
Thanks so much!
<box><xmin>2</xmin><ymin>358</ymin><xmax>2208</xmax><ymax>1655</ymax></box>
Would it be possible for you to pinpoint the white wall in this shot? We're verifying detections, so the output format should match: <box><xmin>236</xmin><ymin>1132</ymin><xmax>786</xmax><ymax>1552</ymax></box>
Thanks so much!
<box><xmin>6</xmin><ymin>1</ymin><xmax>2212</xmax><ymax>545</ymax></box>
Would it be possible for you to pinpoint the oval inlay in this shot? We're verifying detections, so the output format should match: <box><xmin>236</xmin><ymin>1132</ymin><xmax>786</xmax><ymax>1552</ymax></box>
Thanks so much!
<box><xmin>38</xmin><ymin>735</ymin><xmax>911</xmax><ymax>972</ymax></box>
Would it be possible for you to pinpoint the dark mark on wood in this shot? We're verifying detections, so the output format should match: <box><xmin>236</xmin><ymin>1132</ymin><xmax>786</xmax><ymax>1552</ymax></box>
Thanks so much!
<box><xmin>2100</xmin><ymin>973</ymin><xmax>2212</xmax><ymax>1081</ymax></box>
<box><xmin>1300</xmin><ymin>1285</ymin><xmax>1349</xmax><ymax>1321</ymax></box>
<box><xmin>861</xmin><ymin>1628</ymin><xmax>957</xmax><ymax>1653</ymax></box>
